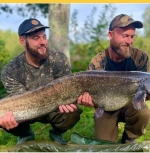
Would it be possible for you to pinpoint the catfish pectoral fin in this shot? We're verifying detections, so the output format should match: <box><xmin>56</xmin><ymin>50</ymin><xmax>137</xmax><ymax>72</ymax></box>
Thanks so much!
<box><xmin>132</xmin><ymin>90</ymin><xmax>147</xmax><ymax>110</ymax></box>
<box><xmin>94</xmin><ymin>107</ymin><xmax>104</xmax><ymax>119</ymax></box>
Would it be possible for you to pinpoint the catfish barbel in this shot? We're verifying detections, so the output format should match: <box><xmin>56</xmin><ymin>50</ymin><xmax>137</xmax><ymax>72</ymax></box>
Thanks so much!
<box><xmin>0</xmin><ymin>70</ymin><xmax>150</xmax><ymax>123</ymax></box>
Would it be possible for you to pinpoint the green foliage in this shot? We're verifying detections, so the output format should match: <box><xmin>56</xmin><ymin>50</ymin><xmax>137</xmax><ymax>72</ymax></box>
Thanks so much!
<box><xmin>0</xmin><ymin>30</ymin><xmax>23</xmax><ymax>65</ymax></box>
<box><xmin>70</xmin><ymin>4</ymin><xmax>115</xmax><ymax>72</ymax></box>
<box><xmin>0</xmin><ymin>33</ymin><xmax>10</xmax><ymax>98</ymax></box>
<box><xmin>70</xmin><ymin>40</ymin><xmax>109</xmax><ymax>72</ymax></box>
<box><xmin>133</xmin><ymin>35</ymin><xmax>150</xmax><ymax>57</ymax></box>
<box><xmin>0</xmin><ymin>30</ymin><xmax>23</xmax><ymax>99</ymax></box>
<box><xmin>0</xmin><ymin>36</ymin><xmax>9</xmax><ymax>66</ymax></box>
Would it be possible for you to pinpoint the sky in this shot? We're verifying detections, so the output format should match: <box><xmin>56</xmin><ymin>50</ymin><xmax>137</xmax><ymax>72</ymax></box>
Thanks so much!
<box><xmin>0</xmin><ymin>3</ymin><xmax>149</xmax><ymax>36</ymax></box>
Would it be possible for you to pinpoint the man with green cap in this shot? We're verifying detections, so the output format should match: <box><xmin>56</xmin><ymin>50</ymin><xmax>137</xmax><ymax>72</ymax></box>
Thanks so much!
<box><xmin>0</xmin><ymin>18</ymin><xmax>83</xmax><ymax>145</ymax></box>
<box><xmin>77</xmin><ymin>14</ymin><xmax>150</xmax><ymax>143</ymax></box>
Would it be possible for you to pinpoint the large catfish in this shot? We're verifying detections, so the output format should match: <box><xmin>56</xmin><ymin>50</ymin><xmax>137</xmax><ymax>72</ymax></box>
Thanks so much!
<box><xmin>0</xmin><ymin>70</ymin><xmax>150</xmax><ymax>123</ymax></box>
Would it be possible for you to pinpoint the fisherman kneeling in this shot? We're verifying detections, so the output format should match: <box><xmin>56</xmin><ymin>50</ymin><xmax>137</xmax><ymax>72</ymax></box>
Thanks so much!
<box><xmin>78</xmin><ymin>14</ymin><xmax>150</xmax><ymax>143</ymax></box>
<box><xmin>0</xmin><ymin>18</ymin><xmax>82</xmax><ymax>145</ymax></box>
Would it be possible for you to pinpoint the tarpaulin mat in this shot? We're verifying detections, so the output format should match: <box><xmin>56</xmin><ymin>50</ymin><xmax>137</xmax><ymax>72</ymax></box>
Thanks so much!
<box><xmin>3</xmin><ymin>132</ymin><xmax>150</xmax><ymax>152</ymax></box>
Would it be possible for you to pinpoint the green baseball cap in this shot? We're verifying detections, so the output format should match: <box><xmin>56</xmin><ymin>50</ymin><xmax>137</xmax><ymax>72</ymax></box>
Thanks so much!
<box><xmin>109</xmin><ymin>14</ymin><xmax>143</xmax><ymax>31</ymax></box>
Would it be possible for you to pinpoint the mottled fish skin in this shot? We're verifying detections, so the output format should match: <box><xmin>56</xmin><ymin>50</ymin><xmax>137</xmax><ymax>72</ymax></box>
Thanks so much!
<box><xmin>0</xmin><ymin>70</ymin><xmax>150</xmax><ymax>123</ymax></box>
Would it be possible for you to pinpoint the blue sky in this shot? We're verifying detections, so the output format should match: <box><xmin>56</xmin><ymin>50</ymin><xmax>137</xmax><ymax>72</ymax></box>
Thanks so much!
<box><xmin>0</xmin><ymin>3</ymin><xmax>149</xmax><ymax>36</ymax></box>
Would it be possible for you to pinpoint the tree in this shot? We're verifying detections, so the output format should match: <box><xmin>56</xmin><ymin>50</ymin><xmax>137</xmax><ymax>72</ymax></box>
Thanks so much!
<box><xmin>49</xmin><ymin>4</ymin><xmax>70</xmax><ymax>59</ymax></box>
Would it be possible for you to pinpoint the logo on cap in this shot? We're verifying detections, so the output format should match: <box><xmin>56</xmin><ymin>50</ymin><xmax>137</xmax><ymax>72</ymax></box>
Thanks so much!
<box><xmin>31</xmin><ymin>20</ymin><xmax>39</xmax><ymax>25</ymax></box>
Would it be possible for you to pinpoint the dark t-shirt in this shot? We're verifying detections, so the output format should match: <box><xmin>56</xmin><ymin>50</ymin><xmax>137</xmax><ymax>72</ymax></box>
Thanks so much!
<box><xmin>88</xmin><ymin>47</ymin><xmax>150</xmax><ymax>72</ymax></box>
<box><xmin>105</xmin><ymin>57</ymin><xmax>138</xmax><ymax>71</ymax></box>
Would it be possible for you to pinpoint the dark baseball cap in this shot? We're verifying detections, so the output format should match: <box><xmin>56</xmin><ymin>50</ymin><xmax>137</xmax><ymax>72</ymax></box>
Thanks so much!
<box><xmin>18</xmin><ymin>18</ymin><xmax>49</xmax><ymax>36</ymax></box>
<box><xmin>109</xmin><ymin>14</ymin><xmax>143</xmax><ymax>31</ymax></box>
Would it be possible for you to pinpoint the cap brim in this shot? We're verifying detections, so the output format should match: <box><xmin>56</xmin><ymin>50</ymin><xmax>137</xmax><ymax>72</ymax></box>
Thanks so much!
<box><xmin>25</xmin><ymin>26</ymin><xmax>49</xmax><ymax>34</ymax></box>
<box><xmin>132</xmin><ymin>21</ymin><xmax>143</xmax><ymax>28</ymax></box>
<box><xmin>118</xmin><ymin>21</ymin><xmax>143</xmax><ymax>29</ymax></box>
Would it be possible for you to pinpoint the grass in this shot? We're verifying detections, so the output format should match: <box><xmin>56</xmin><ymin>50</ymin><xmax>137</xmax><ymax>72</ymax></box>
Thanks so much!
<box><xmin>0</xmin><ymin>102</ymin><xmax>150</xmax><ymax>151</ymax></box>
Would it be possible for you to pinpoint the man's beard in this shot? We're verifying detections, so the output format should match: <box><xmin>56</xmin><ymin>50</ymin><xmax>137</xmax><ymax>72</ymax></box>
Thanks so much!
<box><xmin>111</xmin><ymin>42</ymin><xmax>131</xmax><ymax>58</ymax></box>
<box><xmin>26</xmin><ymin>41</ymin><xmax>49</xmax><ymax>59</ymax></box>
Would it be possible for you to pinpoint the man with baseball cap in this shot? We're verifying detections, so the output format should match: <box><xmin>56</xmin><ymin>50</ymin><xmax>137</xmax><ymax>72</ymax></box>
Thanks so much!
<box><xmin>77</xmin><ymin>14</ymin><xmax>150</xmax><ymax>143</ymax></box>
<box><xmin>0</xmin><ymin>18</ymin><xmax>83</xmax><ymax>145</ymax></box>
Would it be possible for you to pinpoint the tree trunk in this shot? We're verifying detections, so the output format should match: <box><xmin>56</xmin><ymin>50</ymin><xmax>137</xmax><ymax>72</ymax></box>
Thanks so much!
<box><xmin>49</xmin><ymin>4</ymin><xmax>70</xmax><ymax>60</ymax></box>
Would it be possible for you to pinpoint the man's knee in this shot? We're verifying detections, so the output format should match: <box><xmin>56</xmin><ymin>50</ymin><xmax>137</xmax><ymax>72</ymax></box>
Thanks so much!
<box><xmin>50</xmin><ymin>107</ymin><xmax>83</xmax><ymax>132</ymax></box>
<box><xmin>137</xmin><ymin>105</ymin><xmax>150</xmax><ymax>125</ymax></box>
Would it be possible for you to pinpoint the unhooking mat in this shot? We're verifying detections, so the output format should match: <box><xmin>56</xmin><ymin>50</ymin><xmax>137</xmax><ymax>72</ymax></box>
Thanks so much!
<box><xmin>3</xmin><ymin>132</ymin><xmax>150</xmax><ymax>152</ymax></box>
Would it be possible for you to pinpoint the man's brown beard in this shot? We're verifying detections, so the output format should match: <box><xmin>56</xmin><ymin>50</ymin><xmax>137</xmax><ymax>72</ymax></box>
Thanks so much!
<box><xmin>26</xmin><ymin>41</ymin><xmax>49</xmax><ymax>59</ymax></box>
<box><xmin>111</xmin><ymin>42</ymin><xmax>131</xmax><ymax>58</ymax></box>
